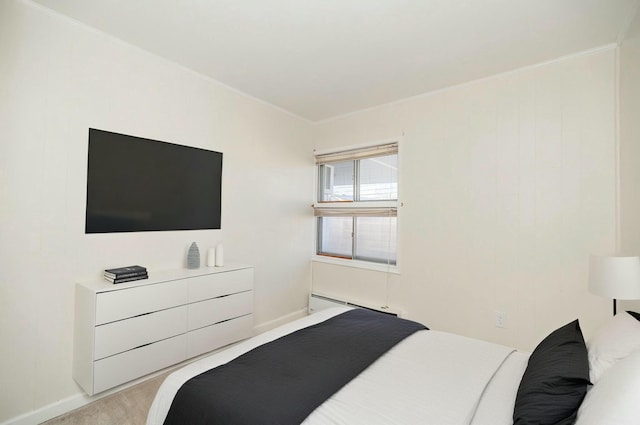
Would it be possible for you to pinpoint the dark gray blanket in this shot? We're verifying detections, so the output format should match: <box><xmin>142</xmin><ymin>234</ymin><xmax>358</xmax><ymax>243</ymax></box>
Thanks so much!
<box><xmin>163</xmin><ymin>308</ymin><xmax>427</xmax><ymax>425</ymax></box>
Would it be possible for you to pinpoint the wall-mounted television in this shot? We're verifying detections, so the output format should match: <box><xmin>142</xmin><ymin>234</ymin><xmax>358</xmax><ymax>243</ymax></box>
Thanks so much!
<box><xmin>85</xmin><ymin>129</ymin><xmax>222</xmax><ymax>233</ymax></box>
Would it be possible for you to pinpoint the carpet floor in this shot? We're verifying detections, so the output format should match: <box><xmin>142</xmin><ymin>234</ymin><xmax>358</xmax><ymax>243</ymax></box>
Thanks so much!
<box><xmin>41</xmin><ymin>372</ymin><xmax>169</xmax><ymax>425</ymax></box>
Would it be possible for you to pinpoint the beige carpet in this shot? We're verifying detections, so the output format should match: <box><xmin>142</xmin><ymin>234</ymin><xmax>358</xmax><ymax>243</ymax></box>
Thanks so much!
<box><xmin>41</xmin><ymin>372</ymin><xmax>170</xmax><ymax>425</ymax></box>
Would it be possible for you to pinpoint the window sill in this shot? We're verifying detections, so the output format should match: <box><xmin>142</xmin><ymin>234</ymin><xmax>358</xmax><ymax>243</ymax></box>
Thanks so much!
<box><xmin>312</xmin><ymin>255</ymin><xmax>400</xmax><ymax>274</ymax></box>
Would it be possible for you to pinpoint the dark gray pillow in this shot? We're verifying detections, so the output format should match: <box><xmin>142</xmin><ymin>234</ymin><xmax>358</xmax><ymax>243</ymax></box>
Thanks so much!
<box><xmin>513</xmin><ymin>320</ymin><xmax>590</xmax><ymax>425</ymax></box>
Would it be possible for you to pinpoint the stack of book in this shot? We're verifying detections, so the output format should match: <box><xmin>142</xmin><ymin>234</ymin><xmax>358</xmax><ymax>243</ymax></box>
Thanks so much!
<box><xmin>104</xmin><ymin>265</ymin><xmax>148</xmax><ymax>284</ymax></box>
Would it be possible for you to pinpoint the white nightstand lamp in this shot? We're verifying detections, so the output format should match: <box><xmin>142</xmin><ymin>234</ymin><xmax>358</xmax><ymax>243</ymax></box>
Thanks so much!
<box><xmin>588</xmin><ymin>255</ymin><xmax>640</xmax><ymax>316</ymax></box>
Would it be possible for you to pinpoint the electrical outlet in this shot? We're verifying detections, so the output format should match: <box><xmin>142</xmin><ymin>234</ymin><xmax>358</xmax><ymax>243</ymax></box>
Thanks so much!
<box><xmin>494</xmin><ymin>311</ymin><xmax>507</xmax><ymax>328</ymax></box>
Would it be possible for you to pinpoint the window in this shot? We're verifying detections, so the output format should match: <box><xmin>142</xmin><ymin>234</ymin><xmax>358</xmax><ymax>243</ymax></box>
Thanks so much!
<box><xmin>314</xmin><ymin>142</ymin><xmax>398</xmax><ymax>266</ymax></box>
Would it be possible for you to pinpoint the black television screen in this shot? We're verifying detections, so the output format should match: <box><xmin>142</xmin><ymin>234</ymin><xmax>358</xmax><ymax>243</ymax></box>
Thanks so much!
<box><xmin>85</xmin><ymin>129</ymin><xmax>222</xmax><ymax>233</ymax></box>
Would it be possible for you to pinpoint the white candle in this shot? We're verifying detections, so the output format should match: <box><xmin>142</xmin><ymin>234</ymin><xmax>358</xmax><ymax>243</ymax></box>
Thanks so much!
<box><xmin>215</xmin><ymin>244</ymin><xmax>224</xmax><ymax>267</ymax></box>
<box><xmin>206</xmin><ymin>247</ymin><xmax>216</xmax><ymax>267</ymax></box>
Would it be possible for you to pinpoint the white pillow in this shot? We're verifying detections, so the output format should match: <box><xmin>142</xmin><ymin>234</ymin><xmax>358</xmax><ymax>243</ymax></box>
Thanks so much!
<box><xmin>587</xmin><ymin>311</ymin><xmax>640</xmax><ymax>383</ymax></box>
<box><xmin>575</xmin><ymin>349</ymin><xmax>640</xmax><ymax>425</ymax></box>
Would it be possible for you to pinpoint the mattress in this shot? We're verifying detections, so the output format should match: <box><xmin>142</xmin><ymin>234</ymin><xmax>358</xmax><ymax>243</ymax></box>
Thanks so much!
<box><xmin>147</xmin><ymin>307</ymin><xmax>529</xmax><ymax>425</ymax></box>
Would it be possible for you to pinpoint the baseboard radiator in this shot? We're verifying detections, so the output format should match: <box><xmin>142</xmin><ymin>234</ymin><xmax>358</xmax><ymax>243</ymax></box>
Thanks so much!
<box><xmin>308</xmin><ymin>293</ymin><xmax>403</xmax><ymax>317</ymax></box>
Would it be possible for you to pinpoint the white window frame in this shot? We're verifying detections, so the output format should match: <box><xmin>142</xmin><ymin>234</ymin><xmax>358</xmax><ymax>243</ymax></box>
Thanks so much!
<box><xmin>313</xmin><ymin>139</ymin><xmax>400</xmax><ymax>273</ymax></box>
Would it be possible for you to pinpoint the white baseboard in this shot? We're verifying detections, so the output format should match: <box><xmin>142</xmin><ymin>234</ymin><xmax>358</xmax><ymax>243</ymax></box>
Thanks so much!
<box><xmin>2</xmin><ymin>308</ymin><xmax>309</xmax><ymax>425</ymax></box>
<box><xmin>0</xmin><ymin>364</ymin><xmax>176</xmax><ymax>425</ymax></box>
<box><xmin>1</xmin><ymin>390</ymin><xmax>96</xmax><ymax>425</ymax></box>
<box><xmin>1</xmin><ymin>395</ymin><xmax>79</xmax><ymax>425</ymax></box>
<box><xmin>253</xmin><ymin>307</ymin><xmax>308</xmax><ymax>334</ymax></box>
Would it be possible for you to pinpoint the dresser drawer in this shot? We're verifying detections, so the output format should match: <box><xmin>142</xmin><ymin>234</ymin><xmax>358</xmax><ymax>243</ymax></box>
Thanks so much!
<box><xmin>188</xmin><ymin>291</ymin><xmax>253</xmax><ymax>331</ymax></box>
<box><xmin>94</xmin><ymin>305</ymin><xmax>188</xmax><ymax>360</ymax></box>
<box><xmin>93</xmin><ymin>334</ymin><xmax>187</xmax><ymax>394</ymax></box>
<box><xmin>188</xmin><ymin>268</ymin><xmax>253</xmax><ymax>302</ymax></box>
<box><xmin>187</xmin><ymin>314</ymin><xmax>253</xmax><ymax>358</ymax></box>
<box><xmin>95</xmin><ymin>280</ymin><xmax>188</xmax><ymax>325</ymax></box>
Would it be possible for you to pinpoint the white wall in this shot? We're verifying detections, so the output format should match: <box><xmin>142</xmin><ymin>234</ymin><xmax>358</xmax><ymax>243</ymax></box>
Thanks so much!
<box><xmin>620</xmin><ymin>9</ymin><xmax>640</xmax><ymax>255</ymax></box>
<box><xmin>0</xmin><ymin>0</ymin><xmax>313</xmax><ymax>422</ymax></box>
<box><xmin>619</xmin><ymin>7</ymin><xmax>640</xmax><ymax>313</ymax></box>
<box><xmin>312</xmin><ymin>48</ymin><xmax>618</xmax><ymax>352</ymax></box>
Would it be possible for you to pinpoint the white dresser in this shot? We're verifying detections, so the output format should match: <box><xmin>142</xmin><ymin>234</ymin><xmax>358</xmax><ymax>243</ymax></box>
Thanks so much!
<box><xmin>73</xmin><ymin>264</ymin><xmax>254</xmax><ymax>395</ymax></box>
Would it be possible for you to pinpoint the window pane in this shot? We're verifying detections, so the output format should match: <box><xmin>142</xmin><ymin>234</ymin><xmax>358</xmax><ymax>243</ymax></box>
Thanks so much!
<box><xmin>355</xmin><ymin>217</ymin><xmax>397</xmax><ymax>264</ymax></box>
<box><xmin>358</xmin><ymin>154</ymin><xmax>397</xmax><ymax>201</ymax></box>
<box><xmin>319</xmin><ymin>161</ymin><xmax>353</xmax><ymax>202</ymax></box>
<box><xmin>317</xmin><ymin>217</ymin><xmax>352</xmax><ymax>258</ymax></box>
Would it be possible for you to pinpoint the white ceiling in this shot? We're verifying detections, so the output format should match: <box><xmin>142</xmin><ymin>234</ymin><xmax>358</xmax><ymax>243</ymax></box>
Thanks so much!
<box><xmin>33</xmin><ymin>0</ymin><xmax>639</xmax><ymax>122</ymax></box>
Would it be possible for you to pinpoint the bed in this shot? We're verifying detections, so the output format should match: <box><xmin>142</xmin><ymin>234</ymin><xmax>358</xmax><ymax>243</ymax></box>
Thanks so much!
<box><xmin>147</xmin><ymin>306</ymin><xmax>640</xmax><ymax>425</ymax></box>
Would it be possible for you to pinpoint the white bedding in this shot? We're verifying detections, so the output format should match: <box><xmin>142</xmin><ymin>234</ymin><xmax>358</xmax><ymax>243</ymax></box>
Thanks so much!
<box><xmin>147</xmin><ymin>307</ymin><xmax>529</xmax><ymax>425</ymax></box>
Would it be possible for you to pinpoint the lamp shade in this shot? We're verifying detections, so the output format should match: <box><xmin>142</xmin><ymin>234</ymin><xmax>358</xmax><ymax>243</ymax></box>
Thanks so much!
<box><xmin>588</xmin><ymin>255</ymin><xmax>640</xmax><ymax>300</ymax></box>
